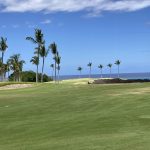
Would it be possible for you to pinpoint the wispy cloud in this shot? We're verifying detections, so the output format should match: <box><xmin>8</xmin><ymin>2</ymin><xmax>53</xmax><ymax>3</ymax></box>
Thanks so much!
<box><xmin>1</xmin><ymin>25</ymin><xmax>7</xmax><ymax>28</ymax></box>
<box><xmin>0</xmin><ymin>0</ymin><xmax>150</xmax><ymax>16</ymax></box>
<box><xmin>147</xmin><ymin>22</ymin><xmax>150</xmax><ymax>25</ymax></box>
<box><xmin>41</xmin><ymin>19</ymin><xmax>51</xmax><ymax>24</ymax></box>
<box><xmin>58</xmin><ymin>22</ymin><xmax>64</xmax><ymax>27</ymax></box>
<box><xmin>25</xmin><ymin>22</ymin><xmax>36</xmax><ymax>28</ymax></box>
<box><xmin>12</xmin><ymin>24</ymin><xmax>19</xmax><ymax>28</ymax></box>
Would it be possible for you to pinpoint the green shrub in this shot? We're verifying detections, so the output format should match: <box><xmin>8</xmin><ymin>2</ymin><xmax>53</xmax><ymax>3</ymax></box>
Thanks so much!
<box><xmin>9</xmin><ymin>71</ymin><xmax>52</xmax><ymax>82</ymax></box>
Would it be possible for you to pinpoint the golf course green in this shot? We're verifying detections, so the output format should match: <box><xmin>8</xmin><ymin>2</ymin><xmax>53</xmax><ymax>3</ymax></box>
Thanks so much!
<box><xmin>0</xmin><ymin>80</ymin><xmax>150</xmax><ymax>150</ymax></box>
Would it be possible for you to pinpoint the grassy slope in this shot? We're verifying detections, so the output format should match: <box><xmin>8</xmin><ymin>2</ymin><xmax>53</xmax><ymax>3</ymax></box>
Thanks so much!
<box><xmin>0</xmin><ymin>81</ymin><xmax>150</xmax><ymax>149</ymax></box>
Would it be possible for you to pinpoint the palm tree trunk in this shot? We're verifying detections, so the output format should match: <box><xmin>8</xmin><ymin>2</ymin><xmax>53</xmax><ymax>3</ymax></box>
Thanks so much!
<box><xmin>17</xmin><ymin>72</ymin><xmax>19</xmax><ymax>82</ymax></box>
<box><xmin>118</xmin><ymin>65</ymin><xmax>120</xmax><ymax>78</ymax></box>
<box><xmin>89</xmin><ymin>67</ymin><xmax>91</xmax><ymax>78</ymax></box>
<box><xmin>41</xmin><ymin>56</ymin><xmax>45</xmax><ymax>82</ymax></box>
<box><xmin>8</xmin><ymin>71</ymin><xmax>9</xmax><ymax>81</ymax></box>
<box><xmin>110</xmin><ymin>68</ymin><xmax>111</xmax><ymax>78</ymax></box>
<box><xmin>14</xmin><ymin>72</ymin><xmax>16</xmax><ymax>82</ymax></box>
<box><xmin>2</xmin><ymin>52</ymin><xmax>4</xmax><ymax>64</ymax></box>
<box><xmin>36</xmin><ymin>64</ymin><xmax>38</xmax><ymax>83</ymax></box>
<box><xmin>57</xmin><ymin>68</ymin><xmax>59</xmax><ymax>84</ymax></box>
<box><xmin>4</xmin><ymin>72</ymin><xmax>6</xmax><ymax>80</ymax></box>
<box><xmin>37</xmin><ymin>45</ymin><xmax>40</xmax><ymax>83</ymax></box>
<box><xmin>51</xmin><ymin>68</ymin><xmax>54</xmax><ymax>81</ymax></box>
<box><xmin>1</xmin><ymin>52</ymin><xmax>4</xmax><ymax>82</ymax></box>
<box><xmin>80</xmin><ymin>71</ymin><xmax>81</xmax><ymax>78</ymax></box>
<box><xmin>19</xmin><ymin>72</ymin><xmax>21</xmax><ymax>82</ymax></box>
<box><xmin>101</xmin><ymin>69</ymin><xmax>103</xmax><ymax>78</ymax></box>
<box><xmin>54</xmin><ymin>59</ymin><xmax>57</xmax><ymax>83</ymax></box>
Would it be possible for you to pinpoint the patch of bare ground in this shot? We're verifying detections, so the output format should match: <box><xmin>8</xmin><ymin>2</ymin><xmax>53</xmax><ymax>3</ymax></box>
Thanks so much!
<box><xmin>0</xmin><ymin>84</ymin><xmax>33</xmax><ymax>90</ymax></box>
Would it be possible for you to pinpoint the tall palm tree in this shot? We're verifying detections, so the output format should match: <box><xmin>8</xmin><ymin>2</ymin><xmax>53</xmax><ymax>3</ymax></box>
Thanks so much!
<box><xmin>115</xmin><ymin>60</ymin><xmax>121</xmax><ymax>78</ymax></box>
<box><xmin>40</xmin><ymin>45</ymin><xmax>49</xmax><ymax>82</ymax></box>
<box><xmin>9</xmin><ymin>54</ymin><xmax>25</xmax><ymax>82</ymax></box>
<box><xmin>87</xmin><ymin>62</ymin><xmax>92</xmax><ymax>78</ymax></box>
<box><xmin>107</xmin><ymin>63</ymin><xmax>112</xmax><ymax>78</ymax></box>
<box><xmin>55</xmin><ymin>53</ymin><xmax>61</xmax><ymax>83</ymax></box>
<box><xmin>98</xmin><ymin>64</ymin><xmax>103</xmax><ymax>78</ymax></box>
<box><xmin>30</xmin><ymin>56</ymin><xmax>39</xmax><ymax>82</ymax></box>
<box><xmin>26</xmin><ymin>29</ymin><xmax>44</xmax><ymax>82</ymax></box>
<box><xmin>77</xmin><ymin>67</ymin><xmax>83</xmax><ymax>78</ymax></box>
<box><xmin>50</xmin><ymin>64</ymin><xmax>54</xmax><ymax>80</ymax></box>
<box><xmin>49</xmin><ymin>42</ymin><xmax>57</xmax><ymax>82</ymax></box>
<box><xmin>0</xmin><ymin>37</ymin><xmax>8</xmax><ymax>81</ymax></box>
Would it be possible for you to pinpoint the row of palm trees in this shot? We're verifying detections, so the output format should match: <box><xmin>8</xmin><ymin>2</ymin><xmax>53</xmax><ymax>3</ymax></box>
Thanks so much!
<box><xmin>78</xmin><ymin>60</ymin><xmax>121</xmax><ymax>78</ymax></box>
<box><xmin>26</xmin><ymin>29</ymin><xmax>61</xmax><ymax>83</ymax></box>
<box><xmin>0</xmin><ymin>29</ymin><xmax>61</xmax><ymax>83</ymax></box>
<box><xmin>0</xmin><ymin>37</ymin><xmax>29</xmax><ymax>82</ymax></box>
<box><xmin>0</xmin><ymin>38</ymin><xmax>25</xmax><ymax>81</ymax></box>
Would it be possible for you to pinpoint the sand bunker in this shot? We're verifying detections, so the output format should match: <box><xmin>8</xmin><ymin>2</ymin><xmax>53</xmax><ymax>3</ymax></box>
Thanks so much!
<box><xmin>0</xmin><ymin>84</ymin><xmax>33</xmax><ymax>90</ymax></box>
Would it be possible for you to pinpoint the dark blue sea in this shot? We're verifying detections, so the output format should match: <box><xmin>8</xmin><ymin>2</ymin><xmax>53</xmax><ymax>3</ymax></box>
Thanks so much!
<box><xmin>60</xmin><ymin>73</ymin><xmax>150</xmax><ymax>80</ymax></box>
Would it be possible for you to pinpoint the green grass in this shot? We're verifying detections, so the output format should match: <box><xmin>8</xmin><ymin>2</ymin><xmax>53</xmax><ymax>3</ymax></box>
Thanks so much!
<box><xmin>1</xmin><ymin>81</ymin><xmax>150</xmax><ymax>149</ymax></box>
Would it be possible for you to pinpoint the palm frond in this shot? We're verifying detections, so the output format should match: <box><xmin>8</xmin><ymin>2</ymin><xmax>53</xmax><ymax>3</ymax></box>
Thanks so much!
<box><xmin>26</xmin><ymin>37</ymin><xmax>37</xmax><ymax>44</ymax></box>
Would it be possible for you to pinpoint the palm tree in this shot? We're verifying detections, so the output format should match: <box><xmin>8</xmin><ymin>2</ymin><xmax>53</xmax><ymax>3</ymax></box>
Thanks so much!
<box><xmin>98</xmin><ymin>64</ymin><xmax>103</xmax><ymax>78</ymax></box>
<box><xmin>26</xmin><ymin>29</ymin><xmax>44</xmax><ymax>82</ymax></box>
<box><xmin>49</xmin><ymin>42</ymin><xmax>57</xmax><ymax>82</ymax></box>
<box><xmin>9</xmin><ymin>54</ymin><xmax>25</xmax><ymax>82</ymax></box>
<box><xmin>50</xmin><ymin>64</ymin><xmax>54</xmax><ymax>80</ymax></box>
<box><xmin>30</xmin><ymin>56</ymin><xmax>39</xmax><ymax>82</ymax></box>
<box><xmin>77</xmin><ymin>67</ymin><xmax>83</xmax><ymax>78</ymax></box>
<box><xmin>115</xmin><ymin>60</ymin><xmax>121</xmax><ymax>78</ymax></box>
<box><xmin>107</xmin><ymin>63</ymin><xmax>112</xmax><ymax>78</ymax></box>
<box><xmin>0</xmin><ymin>37</ymin><xmax>8</xmax><ymax>81</ymax></box>
<box><xmin>40</xmin><ymin>45</ymin><xmax>49</xmax><ymax>82</ymax></box>
<box><xmin>87</xmin><ymin>62</ymin><xmax>92</xmax><ymax>78</ymax></box>
<box><xmin>55</xmin><ymin>53</ymin><xmax>61</xmax><ymax>83</ymax></box>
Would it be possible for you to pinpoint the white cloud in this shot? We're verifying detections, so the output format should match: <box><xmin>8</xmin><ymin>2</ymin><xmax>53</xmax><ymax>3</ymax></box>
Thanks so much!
<box><xmin>0</xmin><ymin>0</ymin><xmax>150</xmax><ymax>16</ymax></box>
<box><xmin>41</xmin><ymin>19</ymin><xmax>51</xmax><ymax>24</ymax></box>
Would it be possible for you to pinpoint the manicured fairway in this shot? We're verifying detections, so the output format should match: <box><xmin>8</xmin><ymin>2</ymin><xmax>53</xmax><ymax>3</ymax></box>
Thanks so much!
<box><xmin>1</xmin><ymin>81</ymin><xmax>150</xmax><ymax>150</ymax></box>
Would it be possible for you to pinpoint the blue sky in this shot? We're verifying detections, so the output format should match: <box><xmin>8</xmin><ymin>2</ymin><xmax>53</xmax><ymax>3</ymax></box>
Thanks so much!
<box><xmin>0</xmin><ymin>0</ymin><xmax>150</xmax><ymax>75</ymax></box>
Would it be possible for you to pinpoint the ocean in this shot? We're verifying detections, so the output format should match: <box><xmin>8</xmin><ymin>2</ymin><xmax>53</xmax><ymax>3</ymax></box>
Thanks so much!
<box><xmin>59</xmin><ymin>72</ymin><xmax>150</xmax><ymax>80</ymax></box>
